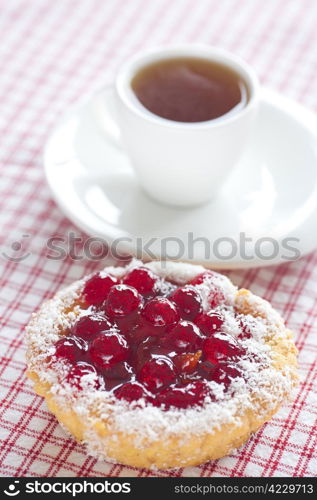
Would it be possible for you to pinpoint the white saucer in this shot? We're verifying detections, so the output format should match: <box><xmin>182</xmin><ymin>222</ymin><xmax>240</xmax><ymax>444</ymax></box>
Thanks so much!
<box><xmin>44</xmin><ymin>88</ymin><xmax>317</xmax><ymax>269</ymax></box>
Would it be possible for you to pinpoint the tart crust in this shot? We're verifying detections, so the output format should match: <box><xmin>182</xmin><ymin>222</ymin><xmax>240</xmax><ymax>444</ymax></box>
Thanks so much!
<box><xmin>25</xmin><ymin>261</ymin><xmax>298</xmax><ymax>469</ymax></box>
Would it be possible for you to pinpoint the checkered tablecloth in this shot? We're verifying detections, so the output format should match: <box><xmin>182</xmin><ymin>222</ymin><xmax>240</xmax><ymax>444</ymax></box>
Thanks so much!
<box><xmin>0</xmin><ymin>0</ymin><xmax>316</xmax><ymax>478</ymax></box>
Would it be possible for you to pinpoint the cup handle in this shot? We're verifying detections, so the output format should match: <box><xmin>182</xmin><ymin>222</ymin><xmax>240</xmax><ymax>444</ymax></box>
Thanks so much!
<box><xmin>93</xmin><ymin>87</ymin><xmax>122</xmax><ymax>149</ymax></box>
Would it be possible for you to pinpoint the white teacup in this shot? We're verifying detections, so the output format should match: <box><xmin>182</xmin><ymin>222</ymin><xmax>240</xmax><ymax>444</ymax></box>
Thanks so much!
<box><xmin>102</xmin><ymin>45</ymin><xmax>259</xmax><ymax>207</ymax></box>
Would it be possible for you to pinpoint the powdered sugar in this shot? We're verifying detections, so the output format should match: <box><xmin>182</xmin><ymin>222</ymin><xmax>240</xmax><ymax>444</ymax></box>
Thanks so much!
<box><xmin>25</xmin><ymin>259</ymin><xmax>297</xmax><ymax>460</ymax></box>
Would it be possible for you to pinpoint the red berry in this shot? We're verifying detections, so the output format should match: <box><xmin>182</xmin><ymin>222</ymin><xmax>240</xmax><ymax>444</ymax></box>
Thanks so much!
<box><xmin>106</xmin><ymin>285</ymin><xmax>142</xmax><ymax>318</ymax></box>
<box><xmin>138</xmin><ymin>357</ymin><xmax>176</xmax><ymax>392</ymax></box>
<box><xmin>54</xmin><ymin>336</ymin><xmax>87</xmax><ymax>363</ymax></box>
<box><xmin>141</xmin><ymin>297</ymin><xmax>179</xmax><ymax>333</ymax></box>
<box><xmin>170</xmin><ymin>286</ymin><xmax>202</xmax><ymax>320</ymax></box>
<box><xmin>114</xmin><ymin>382</ymin><xmax>150</xmax><ymax>403</ymax></box>
<box><xmin>203</xmin><ymin>333</ymin><xmax>245</xmax><ymax>364</ymax></box>
<box><xmin>157</xmin><ymin>381</ymin><xmax>209</xmax><ymax>409</ymax></box>
<box><xmin>211</xmin><ymin>363</ymin><xmax>242</xmax><ymax>390</ymax></box>
<box><xmin>72</xmin><ymin>313</ymin><xmax>113</xmax><ymax>340</ymax></box>
<box><xmin>189</xmin><ymin>270</ymin><xmax>216</xmax><ymax>286</ymax></box>
<box><xmin>195</xmin><ymin>311</ymin><xmax>224</xmax><ymax>336</ymax></box>
<box><xmin>165</xmin><ymin>321</ymin><xmax>203</xmax><ymax>353</ymax></box>
<box><xmin>122</xmin><ymin>267</ymin><xmax>159</xmax><ymax>297</ymax></box>
<box><xmin>90</xmin><ymin>332</ymin><xmax>129</xmax><ymax>369</ymax></box>
<box><xmin>66</xmin><ymin>361</ymin><xmax>101</xmax><ymax>389</ymax></box>
<box><xmin>82</xmin><ymin>272</ymin><xmax>117</xmax><ymax>306</ymax></box>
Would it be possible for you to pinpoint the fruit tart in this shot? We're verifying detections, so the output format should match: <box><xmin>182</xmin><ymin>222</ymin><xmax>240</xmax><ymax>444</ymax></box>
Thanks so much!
<box><xmin>26</xmin><ymin>260</ymin><xmax>298</xmax><ymax>469</ymax></box>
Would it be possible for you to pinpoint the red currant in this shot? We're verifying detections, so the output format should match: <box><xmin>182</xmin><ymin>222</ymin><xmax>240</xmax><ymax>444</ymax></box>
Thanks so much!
<box><xmin>114</xmin><ymin>382</ymin><xmax>150</xmax><ymax>403</ymax></box>
<box><xmin>165</xmin><ymin>321</ymin><xmax>203</xmax><ymax>353</ymax></box>
<box><xmin>122</xmin><ymin>267</ymin><xmax>159</xmax><ymax>297</ymax></box>
<box><xmin>54</xmin><ymin>336</ymin><xmax>87</xmax><ymax>363</ymax></box>
<box><xmin>106</xmin><ymin>285</ymin><xmax>142</xmax><ymax>318</ymax></box>
<box><xmin>170</xmin><ymin>286</ymin><xmax>202</xmax><ymax>320</ymax></box>
<box><xmin>141</xmin><ymin>297</ymin><xmax>179</xmax><ymax>333</ymax></box>
<box><xmin>157</xmin><ymin>381</ymin><xmax>209</xmax><ymax>409</ymax></box>
<box><xmin>90</xmin><ymin>332</ymin><xmax>129</xmax><ymax>369</ymax></box>
<box><xmin>195</xmin><ymin>311</ymin><xmax>224</xmax><ymax>336</ymax></box>
<box><xmin>203</xmin><ymin>333</ymin><xmax>245</xmax><ymax>364</ymax></box>
<box><xmin>82</xmin><ymin>272</ymin><xmax>117</xmax><ymax>306</ymax></box>
<box><xmin>72</xmin><ymin>313</ymin><xmax>113</xmax><ymax>340</ymax></box>
<box><xmin>138</xmin><ymin>357</ymin><xmax>176</xmax><ymax>392</ymax></box>
<box><xmin>66</xmin><ymin>361</ymin><xmax>101</xmax><ymax>389</ymax></box>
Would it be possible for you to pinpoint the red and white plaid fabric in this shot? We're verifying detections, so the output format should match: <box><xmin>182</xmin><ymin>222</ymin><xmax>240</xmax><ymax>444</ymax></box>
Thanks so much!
<box><xmin>0</xmin><ymin>0</ymin><xmax>316</xmax><ymax>478</ymax></box>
